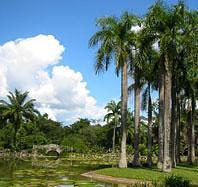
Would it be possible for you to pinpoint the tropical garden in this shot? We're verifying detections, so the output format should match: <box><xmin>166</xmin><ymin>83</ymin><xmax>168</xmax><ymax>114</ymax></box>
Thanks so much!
<box><xmin>0</xmin><ymin>1</ymin><xmax>197</xmax><ymax>186</ymax></box>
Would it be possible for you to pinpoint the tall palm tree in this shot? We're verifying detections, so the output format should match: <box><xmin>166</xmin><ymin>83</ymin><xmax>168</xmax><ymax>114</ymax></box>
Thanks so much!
<box><xmin>129</xmin><ymin>23</ymin><xmax>159</xmax><ymax>166</ymax></box>
<box><xmin>133</xmin><ymin>66</ymin><xmax>142</xmax><ymax>166</ymax></box>
<box><xmin>104</xmin><ymin>100</ymin><xmax>121</xmax><ymax>153</ymax></box>
<box><xmin>186</xmin><ymin>93</ymin><xmax>195</xmax><ymax>164</ymax></box>
<box><xmin>141</xmin><ymin>1</ymin><xmax>185</xmax><ymax>171</ymax></box>
<box><xmin>182</xmin><ymin>10</ymin><xmax>198</xmax><ymax>164</ymax></box>
<box><xmin>165</xmin><ymin>3</ymin><xmax>197</xmax><ymax>166</ymax></box>
<box><xmin>89</xmin><ymin>12</ymin><xmax>138</xmax><ymax>168</ymax></box>
<box><xmin>128</xmin><ymin>68</ymin><xmax>142</xmax><ymax>167</ymax></box>
<box><xmin>140</xmin><ymin>50</ymin><xmax>158</xmax><ymax>167</ymax></box>
<box><xmin>0</xmin><ymin>89</ymin><xmax>39</xmax><ymax>149</ymax></box>
<box><xmin>142</xmin><ymin>82</ymin><xmax>153</xmax><ymax>167</ymax></box>
<box><xmin>128</xmin><ymin>31</ymin><xmax>144</xmax><ymax>167</ymax></box>
<box><xmin>171</xmin><ymin>49</ymin><xmax>185</xmax><ymax>166</ymax></box>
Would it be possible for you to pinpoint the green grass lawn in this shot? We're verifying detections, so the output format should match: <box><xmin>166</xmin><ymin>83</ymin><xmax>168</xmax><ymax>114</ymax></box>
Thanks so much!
<box><xmin>96</xmin><ymin>164</ymin><xmax>198</xmax><ymax>185</ymax></box>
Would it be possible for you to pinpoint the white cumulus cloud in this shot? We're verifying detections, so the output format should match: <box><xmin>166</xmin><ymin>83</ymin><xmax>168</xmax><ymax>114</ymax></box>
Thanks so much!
<box><xmin>0</xmin><ymin>34</ymin><xmax>105</xmax><ymax>124</ymax></box>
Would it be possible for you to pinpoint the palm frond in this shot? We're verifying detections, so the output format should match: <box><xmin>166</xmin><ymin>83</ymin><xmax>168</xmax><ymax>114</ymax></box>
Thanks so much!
<box><xmin>96</xmin><ymin>16</ymin><xmax>118</xmax><ymax>29</ymax></box>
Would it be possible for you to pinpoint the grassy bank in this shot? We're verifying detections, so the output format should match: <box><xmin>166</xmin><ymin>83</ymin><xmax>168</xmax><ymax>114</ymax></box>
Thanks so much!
<box><xmin>96</xmin><ymin>164</ymin><xmax>198</xmax><ymax>185</ymax></box>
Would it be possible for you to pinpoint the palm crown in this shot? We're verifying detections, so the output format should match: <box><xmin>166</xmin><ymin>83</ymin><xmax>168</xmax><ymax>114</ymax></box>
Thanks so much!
<box><xmin>0</xmin><ymin>89</ymin><xmax>39</xmax><ymax>148</ymax></box>
<box><xmin>89</xmin><ymin>12</ymin><xmax>139</xmax><ymax>75</ymax></box>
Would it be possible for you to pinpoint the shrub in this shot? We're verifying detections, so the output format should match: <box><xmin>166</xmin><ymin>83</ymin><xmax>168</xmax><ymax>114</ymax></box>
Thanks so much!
<box><xmin>139</xmin><ymin>144</ymin><xmax>147</xmax><ymax>156</ymax></box>
<box><xmin>165</xmin><ymin>175</ymin><xmax>190</xmax><ymax>187</ymax></box>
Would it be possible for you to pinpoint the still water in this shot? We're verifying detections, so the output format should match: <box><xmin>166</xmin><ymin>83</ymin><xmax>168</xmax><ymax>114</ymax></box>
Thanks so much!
<box><xmin>0</xmin><ymin>158</ymin><xmax>127</xmax><ymax>187</ymax></box>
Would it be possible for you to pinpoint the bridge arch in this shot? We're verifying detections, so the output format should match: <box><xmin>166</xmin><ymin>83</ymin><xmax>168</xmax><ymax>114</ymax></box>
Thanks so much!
<box><xmin>33</xmin><ymin>144</ymin><xmax>63</xmax><ymax>157</ymax></box>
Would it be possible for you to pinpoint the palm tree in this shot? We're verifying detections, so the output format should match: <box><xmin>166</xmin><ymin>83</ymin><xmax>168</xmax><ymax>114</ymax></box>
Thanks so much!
<box><xmin>140</xmin><ymin>51</ymin><xmax>158</xmax><ymax>167</ymax></box>
<box><xmin>128</xmin><ymin>31</ymin><xmax>144</xmax><ymax>167</ymax></box>
<box><xmin>133</xmin><ymin>66</ymin><xmax>142</xmax><ymax>166</ymax></box>
<box><xmin>128</xmin><ymin>68</ymin><xmax>142</xmax><ymax>167</ymax></box>
<box><xmin>165</xmin><ymin>3</ymin><xmax>197</xmax><ymax>166</ymax></box>
<box><xmin>0</xmin><ymin>89</ymin><xmax>39</xmax><ymax>149</ymax></box>
<box><xmin>127</xmin><ymin>111</ymin><xmax>134</xmax><ymax>141</ymax></box>
<box><xmin>182</xmin><ymin>10</ymin><xmax>198</xmax><ymax>164</ymax></box>
<box><xmin>89</xmin><ymin>12</ymin><xmax>138</xmax><ymax>168</ymax></box>
<box><xmin>104</xmin><ymin>100</ymin><xmax>121</xmax><ymax>153</ymax></box>
<box><xmin>186</xmin><ymin>94</ymin><xmax>195</xmax><ymax>164</ymax></box>
<box><xmin>141</xmin><ymin>2</ymin><xmax>184</xmax><ymax>171</ymax></box>
<box><xmin>130</xmin><ymin>20</ymin><xmax>159</xmax><ymax>167</ymax></box>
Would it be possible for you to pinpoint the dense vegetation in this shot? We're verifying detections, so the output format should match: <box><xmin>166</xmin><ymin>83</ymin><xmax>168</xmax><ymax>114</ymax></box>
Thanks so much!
<box><xmin>0</xmin><ymin>93</ymin><xmax>149</xmax><ymax>155</ymax></box>
<box><xmin>0</xmin><ymin>90</ymin><xmax>196</xmax><ymax>162</ymax></box>
<box><xmin>0</xmin><ymin>91</ymin><xmax>113</xmax><ymax>153</ymax></box>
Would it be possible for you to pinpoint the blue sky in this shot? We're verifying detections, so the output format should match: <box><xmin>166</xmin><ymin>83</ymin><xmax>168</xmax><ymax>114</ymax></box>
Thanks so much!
<box><xmin>0</xmin><ymin>0</ymin><xmax>197</xmax><ymax>123</ymax></box>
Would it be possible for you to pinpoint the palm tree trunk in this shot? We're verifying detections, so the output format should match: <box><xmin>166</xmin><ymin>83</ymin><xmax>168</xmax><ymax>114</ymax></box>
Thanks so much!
<box><xmin>147</xmin><ymin>84</ymin><xmax>152</xmax><ymax>167</ymax></box>
<box><xmin>162</xmin><ymin>57</ymin><xmax>172</xmax><ymax>172</ymax></box>
<box><xmin>171</xmin><ymin>75</ymin><xmax>177</xmax><ymax>167</ymax></box>
<box><xmin>157</xmin><ymin>71</ymin><xmax>164</xmax><ymax>170</ymax></box>
<box><xmin>119</xmin><ymin>63</ymin><xmax>128</xmax><ymax>168</ymax></box>
<box><xmin>187</xmin><ymin>95</ymin><xmax>195</xmax><ymax>164</ymax></box>
<box><xmin>112</xmin><ymin>125</ymin><xmax>116</xmax><ymax>154</ymax></box>
<box><xmin>13</xmin><ymin>121</ymin><xmax>19</xmax><ymax>150</ymax></box>
<box><xmin>133</xmin><ymin>71</ymin><xmax>140</xmax><ymax>166</ymax></box>
<box><xmin>187</xmin><ymin>106</ymin><xmax>192</xmax><ymax>162</ymax></box>
<box><xmin>191</xmin><ymin>95</ymin><xmax>195</xmax><ymax>164</ymax></box>
<box><xmin>13</xmin><ymin>128</ymin><xmax>17</xmax><ymax>150</ymax></box>
<box><xmin>176</xmin><ymin>95</ymin><xmax>181</xmax><ymax>163</ymax></box>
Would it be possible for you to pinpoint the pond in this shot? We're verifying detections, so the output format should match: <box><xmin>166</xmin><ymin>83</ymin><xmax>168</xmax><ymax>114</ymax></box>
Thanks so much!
<box><xmin>0</xmin><ymin>158</ymin><xmax>128</xmax><ymax>187</ymax></box>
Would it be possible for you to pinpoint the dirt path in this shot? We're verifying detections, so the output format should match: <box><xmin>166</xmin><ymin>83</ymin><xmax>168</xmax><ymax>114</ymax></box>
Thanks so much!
<box><xmin>81</xmin><ymin>171</ymin><xmax>152</xmax><ymax>186</ymax></box>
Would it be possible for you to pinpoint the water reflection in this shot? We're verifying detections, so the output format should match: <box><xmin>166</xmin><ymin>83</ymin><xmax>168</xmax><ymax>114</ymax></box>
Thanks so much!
<box><xmin>0</xmin><ymin>158</ymin><xmax>128</xmax><ymax>187</ymax></box>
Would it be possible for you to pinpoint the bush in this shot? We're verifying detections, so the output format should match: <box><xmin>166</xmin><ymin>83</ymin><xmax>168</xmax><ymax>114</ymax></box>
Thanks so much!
<box><xmin>165</xmin><ymin>175</ymin><xmax>190</xmax><ymax>187</ymax></box>
<box><xmin>139</xmin><ymin>144</ymin><xmax>147</xmax><ymax>156</ymax></box>
<box><xmin>127</xmin><ymin>145</ymin><xmax>134</xmax><ymax>154</ymax></box>
<box><xmin>61</xmin><ymin>135</ymin><xmax>88</xmax><ymax>153</ymax></box>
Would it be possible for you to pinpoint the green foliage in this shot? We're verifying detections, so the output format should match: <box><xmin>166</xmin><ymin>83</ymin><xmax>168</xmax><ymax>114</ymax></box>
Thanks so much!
<box><xmin>139</xmin><ymin>144</ymin><xmax>147</xmax><ymax>156</ymax></box>
<box><xmin>165</xmin><ymin>175</ymin><xmax>190</xmax><ymax>187</ymax></box>
<box><xmin>61</xmin><ymin>119</ymin><xmax>113</xmax><ymax>153</ymax></box>
<box><xmin>104</xmin><ymin>100</ymin><xmax>121</xmax><ymax>125</ymax></box>
<box><xmin>0</xmin><ymin>89</ymin><xmax>39</xmax><ymax>149</ymax></box>
<box><xmin>62</xmin><ymin>134</ymin><xmax>88</xmax><ymax>153</ymax></box>
<box><xmin>36</xmin><ymin>115</ymin><xmax>64</xmax><ymax>145</ymax></box>
<box><xmin>0</xmin><ymin>90</ymin><xmax>64</xmax><ymax>151</ymax></box>
<box><xmin>15</xmin><ymin>123</ymin><xmax>47</xmax><ymax>150</ymax></box>
<box><xmin>0</xmin><ymin>123</ymin><xmax>14</xmax><ymax>149</ymax></box>
<box><xmin>89</xmin><ymin>12</ymin><xmax>139</xmax><ymax>75</ymax></box>
<box><xmin>0</xmin><ymin>104</ymin><xmax>115</xmax><ymax>153</ymax></box>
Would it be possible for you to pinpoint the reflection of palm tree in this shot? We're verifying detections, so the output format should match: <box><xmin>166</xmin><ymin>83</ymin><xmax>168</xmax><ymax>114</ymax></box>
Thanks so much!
<box><xmin>104</xmin><ymin>100</ymin><xmax>121</xmax><ymax>153</ymax></box>
<box><xmin>89</xmin><ymin>12</ymin><xmax>138</xmax><ymax>168</ymax></box>
<box><xmin>0</xmin><ymin>89</ymin><xmax>39</xmax><ymax>149</ymax></box>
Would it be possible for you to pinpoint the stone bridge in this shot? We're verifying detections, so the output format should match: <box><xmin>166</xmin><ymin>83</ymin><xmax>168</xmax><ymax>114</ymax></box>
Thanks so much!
<box><xmin>33</xmin><ymin>144</ymin><xmax>63</xmax><ymax>155</ymax></box>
